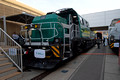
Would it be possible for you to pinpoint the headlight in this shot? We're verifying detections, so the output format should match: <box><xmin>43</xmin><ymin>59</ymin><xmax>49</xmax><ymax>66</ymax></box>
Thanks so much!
<box><xmin>28</xmin><ymin>47</ymin><xmax>31</xmax><ymax>49</ymax></box>
<box><xmin>42</xmin><ymin>47</ymin><xmax>46</xmax><ymax>49</ymax></box>
<box><xmin>55</xmin><ymin>38</ymin><xmax>59</xmax><ymax>43</ymax></box>
<box><xmin>111</xmin><ymin>38</ymin><xmax>114</xmax><ymax>41</ymax></box>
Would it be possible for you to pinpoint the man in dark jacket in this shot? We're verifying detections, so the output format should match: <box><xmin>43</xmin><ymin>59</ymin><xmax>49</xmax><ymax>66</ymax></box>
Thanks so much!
<box><xmin>96</xmin><ymin>37</ymin><xmax>101</xmax><ymax>49</ymax></box>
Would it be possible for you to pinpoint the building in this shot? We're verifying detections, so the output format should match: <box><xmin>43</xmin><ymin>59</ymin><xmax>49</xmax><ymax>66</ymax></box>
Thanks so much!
<box><xmin>0</xmin><ymin>0</ymin><xmax>45</xmax><ymax>36</ymax></box>
<box><xmin>82</xmin><ymin>9</ymin><xmax>120</xmax><ymax>38</ymax></box>
<box><xmin>82</xmin><ymin>9</ymin><xmax>120</xmax><ymax>31</ymax></box>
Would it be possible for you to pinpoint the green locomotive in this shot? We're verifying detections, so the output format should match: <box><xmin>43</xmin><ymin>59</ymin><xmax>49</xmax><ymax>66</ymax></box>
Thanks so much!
<box><xmin>20</xmin><ymin>8</ymin><xmax>95</xmax><ymax>69</ymax></box>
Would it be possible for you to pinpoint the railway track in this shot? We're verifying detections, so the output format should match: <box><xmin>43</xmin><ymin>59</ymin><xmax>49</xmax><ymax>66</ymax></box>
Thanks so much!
<box><xmin>31</xmin><ymin>70</ymin><xmax>52</xmax><ymax>80</ymax></box>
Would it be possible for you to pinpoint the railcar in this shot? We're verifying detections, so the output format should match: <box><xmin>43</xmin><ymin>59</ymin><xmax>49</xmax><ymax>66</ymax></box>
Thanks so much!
<box><xmin>108</xmin><ymin>18</ymin><xmax>120</xmax><ymax>54</ymax></box>
<box><xmin>19</xmin><ymin>8</ymin><xmax>95</xmax><ymax>69</ymax></box>
<box><xmin>96</xmin><ymin>32</ymin><xmax>102</xmax><ymax>40</ymax></box>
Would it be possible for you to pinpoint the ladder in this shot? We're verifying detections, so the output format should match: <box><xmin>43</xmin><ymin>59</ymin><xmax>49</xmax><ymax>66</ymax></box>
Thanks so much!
<box><xmin>62</xmin><ymin>23</ymin><xmax>73</xmax><ymax>58</ymax></box>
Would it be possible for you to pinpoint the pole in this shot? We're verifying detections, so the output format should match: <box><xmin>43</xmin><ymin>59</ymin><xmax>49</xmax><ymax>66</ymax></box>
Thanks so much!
<box><xmin>3</xmin><ymin>16</ymin><xmax>7</xmax><ymax>45</ymax></box>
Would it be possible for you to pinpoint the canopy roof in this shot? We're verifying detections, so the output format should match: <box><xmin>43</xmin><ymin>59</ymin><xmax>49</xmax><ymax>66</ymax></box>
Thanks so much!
<box><xmin>6</xmin><ymin>13</ymin><xmax>35</xmax><ymax>24</ymax></box>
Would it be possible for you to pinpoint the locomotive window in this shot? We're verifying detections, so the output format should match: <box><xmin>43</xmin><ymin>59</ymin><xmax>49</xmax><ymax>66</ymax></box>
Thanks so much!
<box><xmin>82</xmin><ymin>19</ymin><xmax>84</xmax><ymax>25</ymax></box>
<box><xmin>79</xmin><ymin>16</ymin><xmax>83</xmax><ymax>24</ymax></box>
<box><xmin>86</xmin><ymin>21</ymin><xmax>89</xmax><ymax>27</ymax></box>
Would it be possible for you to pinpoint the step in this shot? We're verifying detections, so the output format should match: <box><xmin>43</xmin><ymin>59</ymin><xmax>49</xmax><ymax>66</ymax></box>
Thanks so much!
<box><xmin>61</xmin><ymin>44</ymin><xmax>70</xmax><ymax>46</ymax></box>
<box><xmin>0</xmin><ymin>58</ymin><xmax>9</xmax><ymax>64</ymax></box>
<box><xmin>63</xmin><ymin>57</ymin><xmax>68</xmax><ymax>61</ymax></box>
<box><xmin>1</xmin><ymin>46</ymin><xmax>19</xmax><ymax>49</ymax></box>
<box><xmin>0</xmin><ymin>72</ymin><xmax>21</xmax><ymax>80</ymax></box>
<box><xmin>0</xmin><ymin>67</ymin><xmax>17</xmax><ymax>77</ymax></box>
<box><xmin>62</xmin><ymin>23</ymin><xmax>71</xmax><ymax>28</ymax></box>
<box><xmin>0</xmin><ymin>48</ymin><xmax>9</xmax><ymax>52</ymax></box>
<box><xmin>0</xmin><ymin>62</ymin><xmax>13</xmax><ymax>70</ymax></box>
<box><xmin>65</xmin><ymin>51</ymin><xmax>70</xmax><ymax>53</ymax></box>
<box><xmin>64</xmin><ymin>34</ymin><xmax>70</xmax><ymax>37</ymax></box>
<box><xmin>0</xmin><ymin>54</ymin><xmax>6</xmax><ymax>58</ymax></box>
<box><xmin>0</xmin><ymin>42</ymin><xmax>5</xmax><ymax>45</ymax></box>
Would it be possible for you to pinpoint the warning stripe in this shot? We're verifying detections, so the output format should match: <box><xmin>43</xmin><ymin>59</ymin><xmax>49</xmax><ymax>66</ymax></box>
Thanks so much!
<box><xmin>51</xmin><ymin>46</ymin><xmax>60</xmax><ymax>57</ymax></box>
<box><xmin>51</xmin><ymin>46</ymin><xmax>60</xmax><ymax>54</ymax></box>
<box><xmin>111</xmin><ymin>46</ymin><xmax>114</xmax><ymax>48</ymax></box>
<box><xmin>110</xmin><ymin>43</ymin><xmax>114</xmax><ymax>46</ymax></box>
<box><xmin>51</xmin><ymin>49</ymin><xmax>60</xmax><ymax>57</ymax></box>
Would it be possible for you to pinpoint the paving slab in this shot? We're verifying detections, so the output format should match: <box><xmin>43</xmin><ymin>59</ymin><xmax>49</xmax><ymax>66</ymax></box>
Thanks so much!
<box><xmin>105</xmin><ymin>62</ymin><xmax>120</xmax><ymax>74</ymax></box>
<box><xmin>69</xmin><ymin>55</ymin><xmax>105</xmax><ymax>80</ymax></box>
<box><xmin>106</xmin><ymin>55</ymin><xmax>118</xmax><ymax>64</ymax></box>
<box><xmin>104</xmin><ymin>54</ymin><xmax>120</xmax><ymax>80</ymax></box>
<box><xmin>104</xmin><ymin>73</ymin><xmax>120</xmax><ymax>80</ymax></box>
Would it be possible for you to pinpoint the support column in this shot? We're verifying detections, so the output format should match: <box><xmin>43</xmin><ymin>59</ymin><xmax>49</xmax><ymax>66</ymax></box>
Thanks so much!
<box><xmin>0</xmin><ymin>16</ymin><xmax>7</xmax><ymax>45</ymax></box>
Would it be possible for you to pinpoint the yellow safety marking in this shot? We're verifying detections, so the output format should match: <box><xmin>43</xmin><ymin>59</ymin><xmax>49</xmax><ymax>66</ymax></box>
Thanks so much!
<box><xmin>25</xmin><ymin>26</ymin><xmax>28</xmax><ymax>29</ymax></box>
<box><xmin>110</xmin><ymin>43</ymin><xmax>112</xmax><ymax>46</ymax></box>
<box><xmin>110</xmin><ymin>43</ymin><xmax>114</xmax><ymax>46</ymax></box>
<box><xmin>111</xmin><ymin>46</ymin><xmax>114</xmax><ymax>48</ymax></box>
<box><xmin>51</xmin><ymin>46</ymin><xmax>60</xmax><ymax>54</ymax></box>
<box><xmin>46</xmin><ymin>56</ymin><xmax>51</xmax><ymax>58</ymax></box>
<box><xmin>51</xmin><ymin>50</ymin><xmax>59</xmax><ymax>57</ymax></box>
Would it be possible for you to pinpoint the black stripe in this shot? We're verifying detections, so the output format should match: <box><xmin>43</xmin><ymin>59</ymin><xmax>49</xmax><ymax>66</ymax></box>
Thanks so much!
<box><xmin>50</xmin><ymin>47</ymin><xmax>60</xmax><ymax>56</ymax></box>
<box><xmin>55</xmin><ymin>46</ymin><xmax>59</xmax><ymax>50</ymax></box>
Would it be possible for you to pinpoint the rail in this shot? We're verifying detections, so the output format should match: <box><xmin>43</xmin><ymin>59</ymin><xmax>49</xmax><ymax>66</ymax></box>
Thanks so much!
<box><xmin>71</xmin><ymin>24</ymin><xmax>80</xmax><ymax>39</ymax></box>
<box><xmin>21</xmin><ymin>22</ymin><xmax>60</xmax><ymax>45</ymax></box>
<box><xmin>63</xmin><ymin>24</ymin><xmax>80</xmax><ymax>54</ymax></box>
<box><xmin>0</xmin><ymin>28</ymin><xmax>23</xmax><ymax>72</ymax></box>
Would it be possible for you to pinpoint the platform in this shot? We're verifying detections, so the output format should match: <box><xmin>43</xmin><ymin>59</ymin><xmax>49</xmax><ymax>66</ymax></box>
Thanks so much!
<box><xmin>42</xmin><ymin>45</ymin><xmax>120</xmax><ymax>80</ymax></box>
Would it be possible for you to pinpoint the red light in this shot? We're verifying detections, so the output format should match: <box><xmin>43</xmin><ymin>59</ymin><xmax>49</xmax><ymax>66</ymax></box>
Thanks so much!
<box><xmin>26</xmin><ymin>50</ymin><xmax>29</xmax><ymax>54</ymax></box>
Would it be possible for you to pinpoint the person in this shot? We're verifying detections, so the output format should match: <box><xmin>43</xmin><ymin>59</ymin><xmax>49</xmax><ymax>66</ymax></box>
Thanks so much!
<box><xmin>103</xmin><ymin>38</ymin><xmax>105</xmax><ymax>46</ymax></box>
<box><xmin>12</xmin><ymin>32</ymin><xmax>19</xmax><ymax>43</ymax></box>
<box><xmin>96</xmin><ymin>37</ymin><xmax>101</xmax><ymax>49</ymax></box>
<box><xmin>104</xmin><ymin>37</ymin><xmax>108</xmax><ymax>46</ymax></box>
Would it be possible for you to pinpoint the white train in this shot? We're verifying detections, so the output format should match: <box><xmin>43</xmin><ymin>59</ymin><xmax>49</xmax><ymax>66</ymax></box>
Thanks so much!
<box><xmin>108</xmin><ymin>18</ymin><xmax>120</xmax><ymax>54</ymax></box>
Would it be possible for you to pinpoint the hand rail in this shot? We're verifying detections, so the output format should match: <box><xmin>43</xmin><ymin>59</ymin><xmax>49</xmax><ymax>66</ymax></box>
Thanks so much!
<box><xmin>21</xmin><ymin>22</ymin><xmax>60</xmax><ymax>44</ymax></box>
<box><xmin>0</xmin><ymin>28</ymin><xmax>23</xmax><ymax>72</ymax></box>
<box><xmin>0</xmin><ymin>47</ymin><xmax>22</xmax><ymax>72</ymax></box>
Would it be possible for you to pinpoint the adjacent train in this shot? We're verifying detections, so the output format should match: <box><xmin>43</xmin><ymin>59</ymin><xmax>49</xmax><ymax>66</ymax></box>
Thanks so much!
<box><xmin>108</xmin><ymin>18</ymin><xmax>120</xmax><ymax>54</ymax></box>
<box><xmin>19</xmin><ymin>8</ymin><xmax>96</xmax><ymax>69</ymax></box>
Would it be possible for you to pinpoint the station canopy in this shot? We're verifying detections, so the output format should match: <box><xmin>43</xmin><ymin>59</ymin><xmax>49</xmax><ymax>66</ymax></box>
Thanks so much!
<box><xmin>6</xmin><ymin>13</ymin><xmax>35</xmax><ymax>24</ymax></box>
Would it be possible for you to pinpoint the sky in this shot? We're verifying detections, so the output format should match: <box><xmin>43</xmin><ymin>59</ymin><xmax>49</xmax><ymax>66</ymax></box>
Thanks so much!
<box><xmin>17</xmin><ymin>0</ymin><xmax>120</xmax><ymax>15</ymax></box>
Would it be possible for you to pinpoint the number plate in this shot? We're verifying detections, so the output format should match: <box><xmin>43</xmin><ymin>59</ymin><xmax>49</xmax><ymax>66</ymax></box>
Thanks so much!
<box><xmin>114</xmin><ymin>43</ymin><xmax>119</xmax><ymax>47</ymax></box>
<box><xmin>34</xmin><ymin>49</ymin><xmax>45</xmax><ymax>58</ymax></box>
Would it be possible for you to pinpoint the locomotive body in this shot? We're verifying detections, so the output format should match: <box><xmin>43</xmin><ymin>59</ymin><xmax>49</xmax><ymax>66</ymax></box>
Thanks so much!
<box><xmin>108</xmin><ymin>18</ymin><xmax>120</xmax><ymax>54</ymax></box>
<box><xmin>20</xmin><ymin>8</ymin><xmax>95</xmax><ymax>69</ymax></box>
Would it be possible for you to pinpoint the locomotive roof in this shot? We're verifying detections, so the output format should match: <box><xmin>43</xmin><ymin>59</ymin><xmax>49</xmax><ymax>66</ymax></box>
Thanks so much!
<box><xmin>110</xmin><ymin>18</ymin><xmax>120</xmax><ymax>26</ymax></box>
<box><xmin>56</xmin><ymin>8</ymin><xmax>78</xmax><ymax>16</ymax></box>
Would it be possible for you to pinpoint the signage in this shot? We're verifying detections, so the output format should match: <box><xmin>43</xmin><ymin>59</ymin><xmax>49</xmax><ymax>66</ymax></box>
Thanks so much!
<box><xmin>34</xmin><ymin>49</ymin><xmax>45</xmax><ymax>58</ymax></box>
<box><xmin>9</xmin><ymin>48</ymin><xmax>17</xmax><ymax>55</ymax></box>
<box><xmin>114</xmin><ymin>43</ymin><xmax>119</xmax><ymax>47</ymax></box>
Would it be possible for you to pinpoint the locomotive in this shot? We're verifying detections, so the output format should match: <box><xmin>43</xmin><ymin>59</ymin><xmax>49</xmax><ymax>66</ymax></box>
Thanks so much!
<box><xmin>19</xmin><ymin>8</ymin><xmax>95</xmax><ymax>69</ymax></box>
<box><xmin>108</xmin><ymin>18</ymin><xmax>120</xmax><ymax>54</ymax></box>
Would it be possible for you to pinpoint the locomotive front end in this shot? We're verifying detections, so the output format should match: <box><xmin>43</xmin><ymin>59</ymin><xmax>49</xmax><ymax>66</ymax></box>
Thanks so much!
<box><xmin>20</xmin><ymin>13</ymin><xmax>67</xmax><ymax>69</ymax></box>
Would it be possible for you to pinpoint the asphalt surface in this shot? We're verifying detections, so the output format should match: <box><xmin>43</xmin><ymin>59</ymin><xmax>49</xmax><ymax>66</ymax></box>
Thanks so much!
<box><xmin>69</xmin><ymin>45</ymin><xmax>106</xmax><ymax>80</ymax></box>
<box><xmin>42</xmin><ymin>45</ymin><xmax>120</xmax><ymax>80</ymax></box>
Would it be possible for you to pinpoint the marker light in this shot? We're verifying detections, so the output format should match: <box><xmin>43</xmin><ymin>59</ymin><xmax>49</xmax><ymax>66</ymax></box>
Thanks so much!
<box><xmin>35</xmin><ymin>25</ymin><xmax>37</xmax><ymax>28</ymax></box>
<box><xmin>25</xmin><ymin>26</ymin><xmax>28</xmax><ymax>29</ymax></box>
